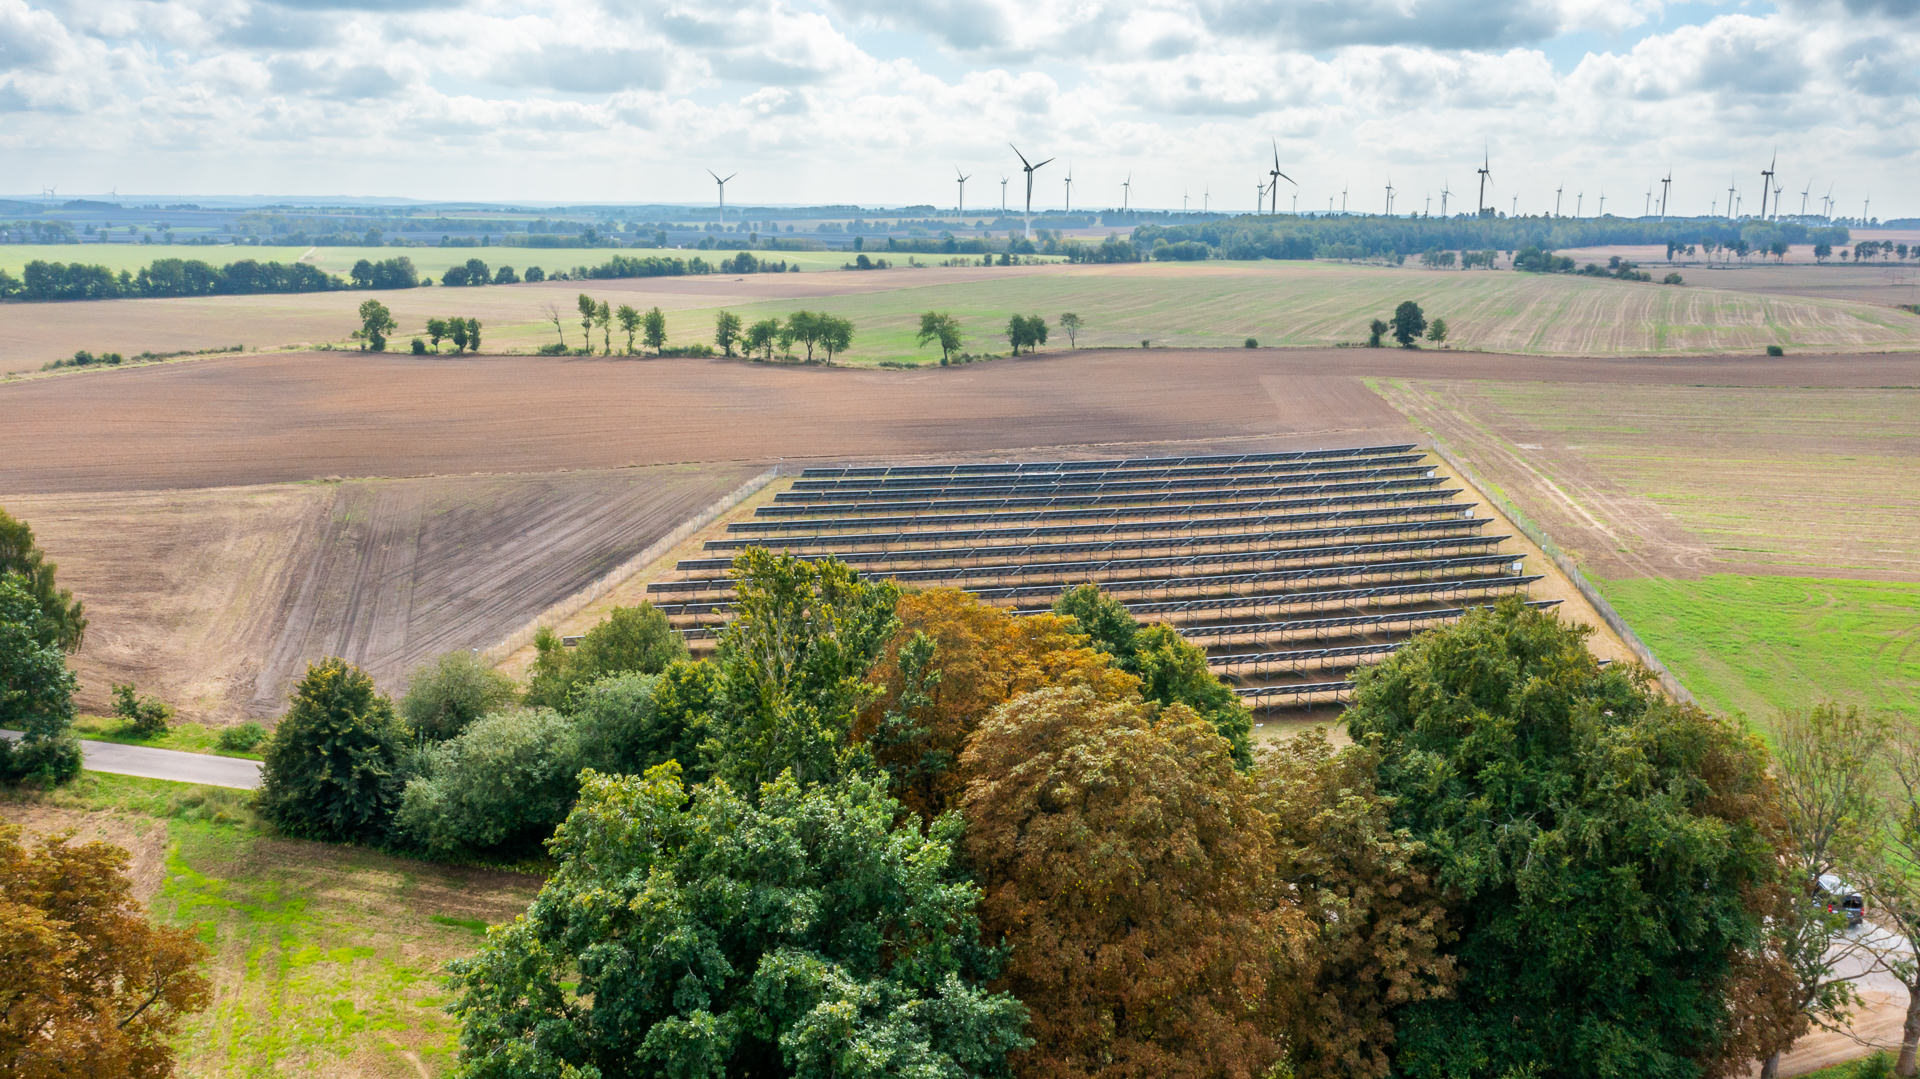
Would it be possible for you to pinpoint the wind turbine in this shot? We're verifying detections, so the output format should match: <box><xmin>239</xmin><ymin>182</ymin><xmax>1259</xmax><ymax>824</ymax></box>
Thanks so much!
<box><xmin>1575</xmin><ymin>191</ymin><xmax>1583</xmax><ymax>217</ymax></box>
<box><xmin>1122</xmin><ymin>172</ymin><xmax>1132</xmax><ymax>211</ymax></box>
<box><xmin>1202</xmin><ymin>185</ymin><xmax>1209</xmax><ymax>213</ymax></box>
<box><xmin>1727</xmin><ymin>175</ymin><xmax>1738</xmax><ymax>219</ymax></box>
<box><xmin>1010</xmin><ymin>144</ymin><xmax>1053</xmax><ymax>238</ymax></box>
<box><xmin>1341</xmin><ymin>185</ymin><xmax>1348</xmax><ymax>214</ymax></box>
<box><xmin>1267</xmin><ymin>139</ymin><xmax>1296</xmax><ymax>215</ymax></box>
<box><xmin>1643</xmin><ymin>187</ymin><xmax>1652</xmax><ymax>217</ymax></box>
<box><xmin>1424</xmin><ymin>194</ymin><xmax>1431</xmax><ymax>217</ymax></box>
<box><xmin>1385</xmin><ymin>177</ymin><xmax>1395</xmax><ymax>215</ymax></box>
<box><xmin>1440</xmin><ymin>180</ymin><xmax>1451</xmax><ymax>217</ymax></box>
<box><xmin>1863</xmin><ymin>196</ymin><xmax>1870</xmax><ymax>222</ymax></box>
<box><xmin>1821</xmin><ymin>182</ymin><xmax>1834</xmax><ymax>220</ymax></box>
<box><xmin>1291</xmin><ymin>191</ymin><xmax>1298</xmax><ymax>214</ymax></box>
<box><xmin>1511</xmin><ymin>193</ymin><xmax>1518</xmax><ymax>217</ymax></box>
<box><xmin>706</xmin><ymin>169</ymin><xmax>736</xmax><ymax>222</ymax></box>
<box><xmin>954</xmin><ymin>167</ymin><xmax>971</xmax><ymax>215</ymax></box>
<box><xmin>1598</xmin><ymin>191</ymin><xmax>1607</xmax><ymax>216</ymax></box>
<box><xmin>1000</xmin><ymin>175</ymin><xmax>1010</xmax><ymax>213</ymax></box>
<box><xmin>1064</xmin><ymin>164</ymin><xmax>1074</xmax><ymax>213</ymax></box>
<box><xmin>1759</xmin><ymin>151</ymin><xmax>1776</xmax><ymax>220</ymax></box>
<box><xmin>1476</xmin><ymin>147</ymin><xmax>1492</xmax><ymax>215</ymax></box>
<box><xmin>1554</xmin><ymin>182</ymin><xmax>1563</xmax><ymax>218</ymax></box>
<box><xmin>1799</xmin><ymin>181</ymin><xmax>1812</xmax><ymax>217</ymax></box>
<box><xmin>1659</xmin><ymin>169</ymin><xmax>1672</xmax><ymax>219</ymax></box>
<box><xmin>1257</xmin><ymin>180</ymin><xmax>1267</xmax><ymax>213</ymax></box>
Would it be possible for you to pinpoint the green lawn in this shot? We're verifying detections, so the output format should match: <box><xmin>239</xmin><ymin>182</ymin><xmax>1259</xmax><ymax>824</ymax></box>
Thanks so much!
<box><xmin>1598</xmin><ymin>574</ymin><xmax>1920</xmax><ymax>727</ymax></box>
<box><xmin>71</xmin><ymin>714</ymin><xmax>264</xmax><ymax>759</ymax></box>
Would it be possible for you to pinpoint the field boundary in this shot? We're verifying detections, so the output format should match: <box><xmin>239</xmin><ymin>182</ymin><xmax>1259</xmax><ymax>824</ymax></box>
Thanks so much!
<box><xmin>1422</xmin><ymin>439</ymin><xmax>1697</xmax><ymax>704</ymax></box>
<box><xmin>483</xmin><ymin>466</ymin><xmax>778</xmax><ymax>662</ymax></box>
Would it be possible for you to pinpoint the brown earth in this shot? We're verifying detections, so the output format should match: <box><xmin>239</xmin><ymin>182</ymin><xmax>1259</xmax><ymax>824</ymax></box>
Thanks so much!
<box><xmin>8</xmin><ymin>347</ymin><xmax>1920</xmax><ymax>495</ymax></box>
<box><xmin>5</xmin><ymin>465</ymin><xmax>755</xmax><ymax>720</ymax></box>
<box><xmin>0</xmin><ymin>262</ymin><xmax>1076</xmax><ymax>374</ymax></box>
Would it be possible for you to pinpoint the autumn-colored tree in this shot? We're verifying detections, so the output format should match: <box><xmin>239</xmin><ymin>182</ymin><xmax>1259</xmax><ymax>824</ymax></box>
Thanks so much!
<box><xmin>959</xmin><ymin>686</ymin><xmax>1300</xmax><ymax>1079</ymax></box>
<box><xmin>0</xmin><ymin>825</ymin><xmax>210</xmax><ymax>1078</ymax></box>
<box><xmin>1255</xmin><ymin>729</ymin><xmax>1454</xmax><ymax>1079</ymax></box>
<box><xmin>858</xmin><ymin>588</ymin><xmax>1138</xmax><ymax>817</ymax></box>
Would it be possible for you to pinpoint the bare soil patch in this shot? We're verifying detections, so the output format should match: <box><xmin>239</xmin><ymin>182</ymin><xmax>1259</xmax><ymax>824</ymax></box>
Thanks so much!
<box><xmin>0</xmin><ymin>802</ymin><xmax>171</xmax><ymax>903</ymax></box>
<box><xmin>6</xmin><ymin>464</ymin><xmax>754</xmax><ymax>721</ymax></box>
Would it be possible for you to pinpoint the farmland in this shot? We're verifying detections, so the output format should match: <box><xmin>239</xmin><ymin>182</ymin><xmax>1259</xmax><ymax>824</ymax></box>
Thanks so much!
<box><xmin>1376</xmin><ymin>378</ymin><xmax>1920</xmax><ymax>725</ymax></box>
<box><xmin>0</xmin><ymin>242</ymin><xmax>862</xmax><ymax>279</ymax></box>
<box><xmin>8</xmin><ymin>256</ymin><xmax>1920</xmax><ymax>374</ymax></box>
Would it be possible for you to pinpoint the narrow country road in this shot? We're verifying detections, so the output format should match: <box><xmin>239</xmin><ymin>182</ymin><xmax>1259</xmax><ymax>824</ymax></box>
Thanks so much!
<box><xmin>1</xmin><ymin>730</ymin><xmax>261</xmax><ymax>790</ymax></box>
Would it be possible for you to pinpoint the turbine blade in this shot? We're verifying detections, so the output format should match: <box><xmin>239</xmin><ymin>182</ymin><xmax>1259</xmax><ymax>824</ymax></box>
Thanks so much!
<box><xmin>1033</xmin><ymin>157</ymin><xmax>1054</xmax><ymax>170</ymax></box>
<box><xmin>1275</xmin><ymin>170</ymin><xmax>1296</xmax><ymax>186</ymax></box>
<box><xmin>1010</xmin><ymin>143</ymin><xmax>1031</xmax><ymax>169</ymax></box>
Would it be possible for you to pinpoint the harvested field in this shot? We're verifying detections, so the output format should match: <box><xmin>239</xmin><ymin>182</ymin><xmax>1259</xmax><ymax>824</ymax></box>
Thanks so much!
<box><xmin>4</xmin><ymin>464</ymin><xmax>756</xmax><ymax>721</ymax></box>
<box><xmin>11</xmin><ymin>347</ymin><xmax>1920</xmax><ymax>496</ymax></box>
<box><xmin>0</xmin><ymin>243</ymin><xmax>864</xmax><ymax>279</ymax></box>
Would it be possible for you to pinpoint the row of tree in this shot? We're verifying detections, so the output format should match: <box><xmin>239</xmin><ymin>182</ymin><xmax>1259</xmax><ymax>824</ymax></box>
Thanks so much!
<box><xmin>1365</xmin><ymin>300</ymin><xmax>1447</xmax><ymax>347</ymax></box>
<box><xmin>415</xmin><ymin>317</ymin><xmax>484</xmax><ymax>355</ymax></box>
<box><xmin>0</xmin><ymin>257</ymin><xmax>342</xmax><ymax>301</ymax></box>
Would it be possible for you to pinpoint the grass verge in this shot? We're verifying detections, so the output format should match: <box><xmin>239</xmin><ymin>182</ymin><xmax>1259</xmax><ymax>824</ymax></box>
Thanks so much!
<box><xmin>71</xmin><ymin>715</ymin><xmax>266</xmax><ymax>759</ymax></box>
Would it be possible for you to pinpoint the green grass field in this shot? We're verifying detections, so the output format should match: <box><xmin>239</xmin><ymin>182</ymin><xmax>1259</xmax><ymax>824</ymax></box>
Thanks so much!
<box><xmin>1600</xmin><ymin>574</ymin><xmax>1920</xmax><ymax>725</ymax></box>
<box><xmin>0</xmin><ymin>243</ymin><xmax>860</xmax><ymax>279</ymax></box>
<box><xmin>527</xmin><ymin>260</ymin><xmax>1920</xmax><ymax>364</ymax></box>
<box><xmin>2</xmin><ymin>773</ymin><xmax>537</xmax><ymax>1078</ymax></box>
<box><xmin>69</xmin><ymin>714</ymin><xmax>264</xmax><ymax>759</ymax></box>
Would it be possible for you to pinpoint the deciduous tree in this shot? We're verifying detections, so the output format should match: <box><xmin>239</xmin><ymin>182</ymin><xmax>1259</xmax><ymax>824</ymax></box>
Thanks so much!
<box><xmin>399</xmin><ymin>651</ymin><xmax>518</xmax><ymax>743</ymax></box>
<box><xmin>615</xmin><ymin>303</ymin><xmax>640</xmax><ymax>354</ymax></box>
<box><xmin>917</xmin><ymin>311</ymin><xmax>963</xmax><ymax>364</ymax></box>
<box><xmin>746</xmin><ymin>316</ymin><xmax>780</xmax><ymax>360</ymax></box>
<box><xmin>1059</xmin><ymin>311</ymin><xmax>1083</xmax><ymax>347</ymax></box>
<box><xmin>1391</xmin><ymin>300</ymin><xmax>1426</xmax><ymax>347</ymax></box>
<box><xmin>257</xmin><ymin>657</ymin><xmax>408</xmax><ymax>842</ymax></box>
<box><xmin>0</xmin><ymin>825</ymin><xmax>210</xmax><ymax>1078</ymax></box>
<box><xmin>714</xmin><ymin>309</ymin><xmax>742</xmax><ymax>356</ymax></box>
<box><xmin>642</xmin><ymin>305</ymin><xmax>667</xmax><ymax>353</ymax></box>
<box><xmin>0</xmin><ymin>576</ymin><xmax>81</xmax><ymax>785</ymax></box>
<box><xmin>1425</xmin><ymin>317</ymin><xmax>1448</xmax><ymax>345</ymax></box>
<box><xmin>425</xmin><ymin>317</ymin><xmax>448</xmax><ymax>352</ymax></box>
<box><xmin>576</xmin><ymin>293</ymin><xmax>595</xmax><ymax>351</ymax></box>
<box><xmin>523</xmin><ymin>603</ymin><xmax>686</xmax><ymax>711</ymax></box>
<box><xmin>594</xmin><ymin>300</ymin><xmax>612</xmax><ymax>355</ymax></box>
<box><xmin>356</xmin><ymin>298</ymin><xmax>396</xmax><ymax>352</ymax></box>
<box><xmin>0</xmin><ymin>509</ymin><xmax>86</xmax><ymax>651</ymax></box>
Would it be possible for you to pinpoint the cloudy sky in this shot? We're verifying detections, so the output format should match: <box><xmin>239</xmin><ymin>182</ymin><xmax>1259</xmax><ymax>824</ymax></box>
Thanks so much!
<box><xmin>2</xmin><ymin>0</ymin><xmax>1915</xmax><ymax>215</ymax></box>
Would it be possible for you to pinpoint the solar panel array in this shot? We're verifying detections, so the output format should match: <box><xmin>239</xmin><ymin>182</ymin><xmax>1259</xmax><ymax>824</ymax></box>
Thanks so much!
<box><xmin>646</xmin><ymin>444</ymin><xmax>1555</xmax><ymax>711</ymax></box>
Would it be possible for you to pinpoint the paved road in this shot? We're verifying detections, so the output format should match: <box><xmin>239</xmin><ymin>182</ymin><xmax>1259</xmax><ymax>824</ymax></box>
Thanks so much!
<box><xmin>2</xmin><ymin>730</ymin><xmax>261</xmax><ymax>790</ymax></box>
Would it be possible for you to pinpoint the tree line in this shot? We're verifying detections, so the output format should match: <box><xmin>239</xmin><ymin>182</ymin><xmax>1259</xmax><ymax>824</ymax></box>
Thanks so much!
<box><xmin>0</xmin><ymin>257</ymin><xmax>344</xmax><ymax>301</ymax></box>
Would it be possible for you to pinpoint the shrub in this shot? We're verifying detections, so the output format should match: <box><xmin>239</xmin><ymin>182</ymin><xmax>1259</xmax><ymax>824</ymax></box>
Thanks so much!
<box><xmin>215</xmin><ymin>721</ymin><xmax>267</xmax><ymax>753</ymax></box>
<box><xmin>111</xmin><ymin>682</ymin><xmax>173</xmax><ymax>738</ymax></box>
<box><xmin>1662</xmin><ymin>272</ymin><xmax>1684</xmax><ymax>285</ymax></box>
<box><xmin>409</xmin><ymin>336</ymin><xmax>428</xmax><ymax>354</ymax></box>
<box><xmin>257</xmin><ymin>658</ymin><xmax>409</xmax><ymax>842</ymax></box>
<box><xmin>0</xmin><ymin>575</ymin><xmax>80</xmax><ymax>786</ymax></box>
<box><xmin>400</xmin><ymin>651</ymin><xmax>518</xmax><ymax>743</ymax></box>
<box><xmin>568</xmin><ymin>663</ymin><xmax>720</xmax><ymax>779</ymax></box>
<box><xmin>1244</xmin><ymin>337</ymin><xmax>1258</xmax><ymax>348</ymax></box>
<box><xmin>393</xmin><ymin>707</ymin><xmax>582</xmax><ymax>859</ymax></box>
<box><xmin>0</xmin><ymin>732</ymin><xmax>82</xmax><ymax>786</ymax></box>
<box><xmin>1767</xmin><ymin>344</ymin><xmax>1786</xmax><ymax>356</ymax></box>
<box><xmin>524</xmin><ymin>604</ymin><xmax>686</xmax><ymax>711</ymax></box>
<box><xmin>535</xmin><ymin>342</ymin><xmax>570</xmax><ymax>355</ymax></box>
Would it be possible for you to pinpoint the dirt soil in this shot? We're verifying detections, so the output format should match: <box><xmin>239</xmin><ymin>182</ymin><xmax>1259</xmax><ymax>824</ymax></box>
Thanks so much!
<box><xmin>8</xmin><ymin>347</ymin><xmax>1919</xmax><ymax>495</ymax></box>
<box><xmin>0</xmin><ymin>803</ymin><xmax>172</xmax><ymax>903</ymax></box>
<box><xmin>5</xmin><ymin>464</ymin><xmax>755</xmax><ymax>720</ymax></box>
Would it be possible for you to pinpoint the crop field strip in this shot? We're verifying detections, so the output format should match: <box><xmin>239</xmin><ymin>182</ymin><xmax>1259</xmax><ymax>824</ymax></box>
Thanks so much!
<box><xmin>646</xmin><ymin>444</ymin><xmax>1551</xmax><ymax>710</ymax></box>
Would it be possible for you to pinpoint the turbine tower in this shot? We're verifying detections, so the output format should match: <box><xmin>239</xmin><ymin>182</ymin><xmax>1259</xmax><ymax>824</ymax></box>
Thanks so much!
<box><xmin>1267</xmin><ymin>139</ymin><xmax>1296</xmax><ymax>215</ymax></box>
<box><xmin>1257</xmin><ymin>180</ymin><xmax>1267</xmax><ymax>213</ymax></box>
<box><xmin>1000</xmin><ymin>175</ymin><xmax>1009</xmax><ymax>213</ymax></box>
<box><xmin>1511</xmin><ymin>193</ymin><xmax>1518</xmax><ymax>217</ymax></box>
<box><xmin>1799</xmin><ymin>181</ymin><xmax>1812</xmax><ymax>217</ymax></box>
<box><xmin>1010</xmin><ymin>144</ymin><xmax>1053</xmax><ymax>238</ymax></box>
<box><xmin>1440</xmin><ymin>180</ymin><xmax>1451</xmax><ymax>217</ymax></box>
<box><xmin>1341</xmin><ymin>185</ymin><xmax>1348</xmax><ymax>214</ymax></box>
<box><xmin>1598</xmin><ymin>191</ymin><xmax>1606</xmax><ymax>217</ymax></box>
<box><xmin>1727</xmin><ymin>175</ymin><xmax>1738</xmax><ymax>219</ymax></box>
<box><xmin>1774</xmin><ymin>180</ymin><xmax>1784</xmax><ymax>221</ymax></box>
<box><xmin>706</xmin><ymin>169</ymin><xmax>736</xmax><ymax>222</ymax></box>
<box><xmin>1822</xmin><ymin>182</ymin><xmax>1834</xmax><ymax>220</ymax></box>
<box><xmin>1659</xmin><ymin>169</ymin><xmax>1672</xmax><ymax>219</ymax></box>
<box><xmin>1385</xmin><ymin>177</ymin><xmax>1395</xmax><ymax>215</ymax></box>
<box><xmin>1554</xmin><ymin>182</ymin><xmax>1563</xmax><ymax>218</ymax></box>
<box><xmin>1063</xmin><ymin>165</ymin><xmax>1074</xmax><ymax>214</ymax></box>
<box><xmin>1759</xmin><ymin>151</ymin><xmax>1776</xmax><ymax>220</ymax></box>
<box><xmin>954</xmin><ymin>167</ymin><xmax>971</xmax><ymax>215</ymax></box>
<box><xmin>1575</xmin><ymin>191</ymin><xmax>1583</xmax><ymax>217</ymax></box>
<box><xmin>1476</xmin><ymin>147</ymin><xmax>1492</xmax><ymax>216</ymax></box>
<box><xmin>1643</xmin><ymin>187</ymin><xmax>1652</xmax><ymax>218</ymax></box>
<box><xmin>1122</xmin><ymin>172</ymin><xmax>1132</xmax><ymax>211</ymax></box>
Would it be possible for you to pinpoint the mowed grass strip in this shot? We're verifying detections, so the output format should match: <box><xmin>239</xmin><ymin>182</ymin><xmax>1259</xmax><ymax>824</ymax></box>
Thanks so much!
<box><xmin>538</xmin><ymin>260</ymin><xmax>1920</xmax><ymax>364</ymax></box>
<box><xmin>1598</xmin><ymin>574</ymin><xmax>1920</xmax><ymax>726</ymax></box>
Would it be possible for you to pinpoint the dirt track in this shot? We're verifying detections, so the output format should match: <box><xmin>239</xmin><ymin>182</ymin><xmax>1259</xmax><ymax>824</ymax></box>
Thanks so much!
<box><xmin>7</xmin><ymin>347</ymin><xmax>1919</xmax><ymax>494</ymax></box>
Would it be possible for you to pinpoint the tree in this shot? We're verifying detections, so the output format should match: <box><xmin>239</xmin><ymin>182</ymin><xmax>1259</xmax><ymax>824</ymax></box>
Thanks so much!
<box><xmin>568</xmin><ymin>662</ymin><xmax>719</xmax><ymax>781</ymax></box>
<box><xmin>714</xmin><ymin>309</ymin><xmax>742</xmax><ymax>356</ymax></box>
<box><xmin>543</xmin><ymin>303</ymin><xmax>566</xmax><ymax>349</ymax></box>
<box><xmin>917</xmin><ymin>311</ymin><xmax>963</xmax><ymax>364</ymax></box>
<box><xmin>615</xmin><ymin>303</ymin><xmax>640</xmax><ymax>354</ymax></box>
<box><xmin>746</xmin><ymin>316</ymin><xmax>781</xmax><ymax>360</ymax></box>
<box><xmin>0</xmin><ymin>509</ymin><xmax>86</xmax><ymax>651</ymax></box>
<box><xmin>1391</xmin><ymin>300</ymin><xmax>1426</xmax><ymax>347</ymax></box>
<box><xmin>425</xmin><ymin>317</ymin><xmax>449</xmax><ymax>352</ymax></box>
<box><xmin>1058</xmin><ymin>311</ymin><xmax>1083</xmax><ymax>347</ymax></box>
<box><xmin>1051</xmin><ymin>584</ymin><xmax>1252</xmax><ymax>765</ymax></box>
<box><xmin>1006</xmin><ymin>313</ymin><xmax>1049</xmax><ymax>354</ymax></box>
<box><xmin>593</xmin><ymin>300</ymin><xmax>612</xmax><ymax>355</ymax></box>
<box><xmin>393</xmin><ymin>706</ymin><xmax>581</xmax><ymax>859</ymax></box>
<box><xmin>448</xmin><ymin>317</ymin><xmax>469</xmax><ymax>354</ymax></box>
<box><xmin>576</xmin><ymin>293</ymin><xmax>595</xmax><ymax>351</ymax></box>
<box><xmin>356</xmin><ymin>298</ymin><xmax>396</xmax><ymax>352</ymax></box>
<box><xmin>0</xmin><ymin>576</ymin><xmax>81</xmax><ymax>786</ymax></box>
<box><xmin>523</xmin><ymin>603</ymin><xmax>687</xmax><ymax>711</ymax></box>
<box><xmin>447</xmin><ymin>766</ymin><xmax>1029</xmax><ymax>1078</ymax></box>
<box><xmin>466</xmin><ymin>317</ymin><xmax>482</xmax><ymax>353</ymax></box>
<box><xmin>959</xmin><ymin>687</ymin><xmax>1296</xmax><ymax>1078</ymax></box>
<box><xmin>1346</xmin><ymin>600</ymin><xmax>1794</xmax><ymax>1079</ymax></box>
<box><xmin>642</xmin><ymin>305</ymin><xmax>667</xmax><ymax>354</ymax></box>
<box><xmin>350</xmin><ymin>258</ymin><xmax>374</xmax><ymax>288</ymax></box>
<box><xmin>785</xmin><ymin>309</ymin><xmax>826</xmax><ymax>361</ymax></box>
<box><xmin>399</xmin><ymin>651</ymin><xmax>518</xmax><ymax>743</ymax></box>
<box><xmin>492</xmin><ymin>265</ymin><xmax>517</xmax><ymax>285</ymax></box>
<box><xmin>110</xmin><ymin>683</ymin><xmax>172</xmax><ymax>739</ymax></box>
<box><xmin>818</xmin><ymin>314</ymin><xmax>854</xmax><ymax>362</ymax></box>
<box><xmin>1425</xmin><ymin>317</ymin><xmax>1448</xmax><ymax>345</ymax></box>
<box><xmin>1366</xmin><ymin>318</ymin><xmax>1387</xmax><ymax>347</ymax></box>
<box><xmin>1760</xmin><ymin>703</ymin><xmax>1887</xmax><ymax>1079</ymax></box>
<box><xmin>1851</xmin><ymin>723</ymin><xmax>1920</xmax><ymax>1076</ymax></box>
<box><xmin>703</xmin><ymin>549</ymin><xmax>899</xmax><ymax>793</ymax></box>
<box><xmin>256</xmin><ymin>657</ymin><xmax>409</xmax><ymax>843</ymax></box>
<box><xmin>0</xmin><ymin>824</ymin><xmax>210</xmax><ymax>1078</ymax></box>
<box><xmin>857</xmin><ymin>588</ymin><xmax>1137</xmax><ymax>819</ymax></box>
<box><xmin>1256</xmin><ymin>729</ymin><xmax>1454</xmax><ymax>1079</ymax></box>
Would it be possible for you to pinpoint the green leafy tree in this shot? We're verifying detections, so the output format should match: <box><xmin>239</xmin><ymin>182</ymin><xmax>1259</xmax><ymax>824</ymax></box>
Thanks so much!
<box><xmin>642</xmin><ymin>305</ymin><xmax>667</xmax><ymax>354</ymax></box>
<box><xmin>1391</xmin><ymin>300</ymin><xmax>1426</xmax><ymax>347</ymax></box>
<box><xmin>399</xmin><ymin>651</ymin><xmax>518</xmax><ymax>743</ymax></box>
<box><xmin>785</xmin><ymin>309</ymin><xmax>825</xmax><ymax>361</ymax></box>
<box><xmin>448</xmin><ymin>318</ymin><xmax>470</xmax><ymax>354</ymax></box>
<box><xmin>425</xmin><ymin>317</ymin><xmax>449</xmax><ymax>352</ymax></box>
<box><xmin>594</xmin><ymin>300</ymin><xmax>612</xmax><ymax>355</ymax></box>
<box><xmin>0</xmin><ymin>509</ymin><xmax>86</xmax><ymax>651</ymax></box>
<box><xmin>447</xmin><ymin>766</ymin><xmax>1029</xmax><ymax>1078</ymax></box>
<box><xmin>1051</xmin><ymin>584</ymin><xmax>1251</xmax><ymax>765</ymax></box>
<box><xmin>1006</xmin><ymin>313</ymin><xmax>1049</xmax><ymax>354</ymax></box>
<box><xmin>257</xmin><ymin>657</ymin><xmax>409</xmax><ymax>843</ymax></box>
<box><xmin>576</xmin><ymin>293</ymin><xmax>595</xmax><ymax>351</ymax></box>
<box><xmin>523</xmin><ymin>604</ymin><xmax>687</xmax><ymax>711</ymax></box>
<box><xmin>615</xmin><ymin>303</ymin><xmax>640</xmax><ymax>354</ymax></box>
<box><xmin>357</xmin><ymin>298</ymin><xmax>397</xmax><ymax>352</ymax></box>
<box><xmin>1426</xmin><ymin>317</ymin><xmax>1448</xmax><ymax>345</ymax></box>
<box><xmin>703</xmin><ymin>549</ymin><xmax>899</xmax><ymax>793</ymax></box>
<box><xmin>110</xmin><ymin>683</ymin><xmax>172</xmax><ymax>739</ymax></box>
<box><xmin>466</xmin><ymin>318</ymin><xmax>481</xmax><ymax>353</ymax></box>
<box><xmin>715</xmin><ymin>309</ymin><xmax>742</xmax><ymax>356</ymax></box>
<box><xmin>746</xmin><ymin>317</ymin><xmax>781</xmax><ymax>360</ymax></box>
<box><xmin>818</xmin><ymin>314</ymin><xmax>853</xmax><ymax>362</ymax></box>
<box><xmin>916</xmin><ymin>311</ymin><xmax>962</xmax><ymax>364</ymax></box>
<box><xmin>1346</xmin><ymin>600</ymin><xmax>1795</xmax><ymax>1079</ymax></box>
<box><xmin>393</xmin><ymin>706</ymin><xmax>581</xmax><ymax>859</ymax></box>
<box><xmin>1366</xmin><ymin>318</ymin><xmax>1387</xmax><ymax>347</ymax></box>
<box><xmin>1059</xmin><ymin>310</ymin><xmax>1083</xmax><ymax>347</ymax></box>
<box><xmin>0</xmin><ymin>576</ymin><xmax>81</xmax><ymax>786</ymax></box>
<box><xmin>567</xmin><ymin>662</ymin><xmax>720</xmax><ymax>781</ymax></box>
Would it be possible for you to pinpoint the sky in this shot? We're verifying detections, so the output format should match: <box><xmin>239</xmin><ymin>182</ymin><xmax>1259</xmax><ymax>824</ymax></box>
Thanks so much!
<box><xmin>1</xmin><ymin>0</ymin><xmax>1916</xmax><ymax>216</ymax></box>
